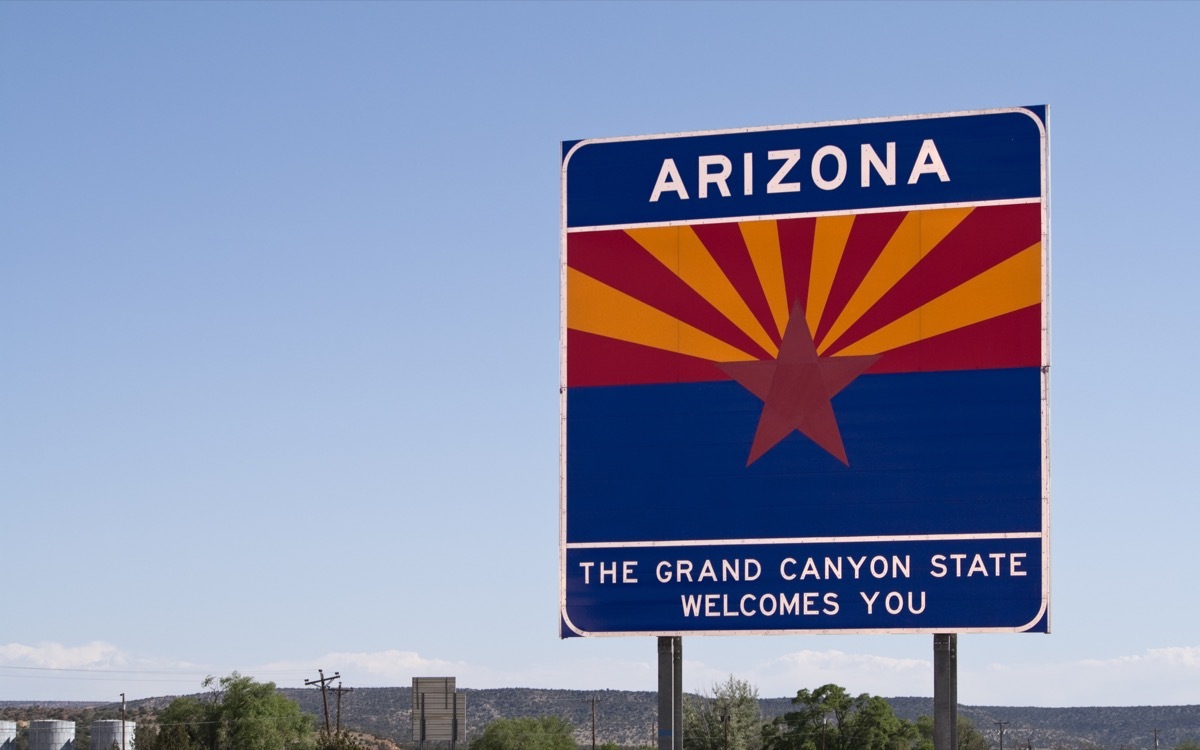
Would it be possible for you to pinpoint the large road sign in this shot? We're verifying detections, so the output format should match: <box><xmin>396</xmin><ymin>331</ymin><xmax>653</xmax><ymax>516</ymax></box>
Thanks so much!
<box><xmin>560</xmin><ymin>107</ymin><xmax>1049</xmax><ymax>636</ymax></box>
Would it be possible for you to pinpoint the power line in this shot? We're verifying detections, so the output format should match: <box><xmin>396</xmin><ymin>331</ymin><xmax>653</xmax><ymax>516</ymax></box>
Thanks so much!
<box><xmin>0</xmin><ymin>666</ymin><xmax>206</xmax><ymax>676</ymax></box>
<box><xmin>0</xmin><ymin>665</ymin><xmax>312</xmax><ymax>682</ymax></box>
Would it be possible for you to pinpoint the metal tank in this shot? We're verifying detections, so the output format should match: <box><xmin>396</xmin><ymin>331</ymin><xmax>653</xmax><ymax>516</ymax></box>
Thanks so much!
<box><xmin>29</xmin><ymin>720</ymin><xmax>75</xmax><ymax>750</ymax></box>
<box><xmin>0</xmin><ymin>720</ymin><xmax>18</xmax><ymax>750</ymax></box>
<box><xmin>90</xmin><ymin>720</ymin><xmax>134</xmax><ymax>750</ymax></box>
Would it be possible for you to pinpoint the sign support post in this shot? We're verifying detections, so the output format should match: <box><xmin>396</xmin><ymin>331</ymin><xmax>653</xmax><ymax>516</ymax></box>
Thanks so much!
<box><xmin>657</xmin><ymin>636</ymin><xmax>682</xmax><ymax>750</ymax></box>
<box><xmin>934</xmin><ymin>633</ymin><xmax>958</xmax><ymax>750</ymax></box>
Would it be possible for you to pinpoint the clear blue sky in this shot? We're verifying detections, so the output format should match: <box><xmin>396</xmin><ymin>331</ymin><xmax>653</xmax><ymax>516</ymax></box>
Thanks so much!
<box><xmin>3</xmin><ymin>0</ymin><xmax>1198</xmax><ymax>708</ymax></box>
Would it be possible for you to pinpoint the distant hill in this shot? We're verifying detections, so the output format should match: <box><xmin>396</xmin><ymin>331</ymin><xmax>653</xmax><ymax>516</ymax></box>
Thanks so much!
<box><xmin>279</xmin><ymin>686</ymin><xmax>659</xmax><ymax>747</ymax></box>
<box><xmin>279</xmin><ymin>686</ymin><xmax>1200</xmax><ymax>750</ymax></box>
<box><xmin>7</xmin><ymin>688</ymin><xmax>1200</xmax><ymax>749</ymax></box>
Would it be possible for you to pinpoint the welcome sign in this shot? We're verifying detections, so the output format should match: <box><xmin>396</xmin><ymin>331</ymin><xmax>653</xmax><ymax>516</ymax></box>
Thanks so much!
<box><xmin>560</xmin><ymin>107</ymin><xmax>1049</xmax><ymax>636</ymax></box>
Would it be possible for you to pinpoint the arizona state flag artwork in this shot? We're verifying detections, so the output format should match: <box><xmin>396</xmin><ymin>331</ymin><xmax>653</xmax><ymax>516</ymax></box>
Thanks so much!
<box><xmin>560</xmin><ymin>108</ymin><xmax>1049</xmax><ymax>637</ymax></box>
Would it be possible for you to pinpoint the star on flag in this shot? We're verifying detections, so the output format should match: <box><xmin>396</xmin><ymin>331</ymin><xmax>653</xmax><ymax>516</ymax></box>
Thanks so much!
<box><xmin>717</xmin><ymin>300</ymin><xmax>880</xmax><ymax>466</ymax></box>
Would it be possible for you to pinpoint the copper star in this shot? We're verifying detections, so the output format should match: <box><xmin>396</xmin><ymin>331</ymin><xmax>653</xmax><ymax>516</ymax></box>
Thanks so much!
<box><xmin>717</xmin><ymin>300</ymin><xmax>880</xmax><ymax>466</ymax></box>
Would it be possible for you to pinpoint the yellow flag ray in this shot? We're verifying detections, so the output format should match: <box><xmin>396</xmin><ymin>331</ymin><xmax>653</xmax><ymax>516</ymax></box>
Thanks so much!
<box><xmin>818</xmin><ymin>206</ymin><xmax>974</xmax><ymax>353</ymax></box>
<box><xmin>739</xmin><ymin>219</ymin><xmax>789</xmax><ymax>339</ymax></box>
<box><xmin>834</xmin><ymin>242</ymin><xmax>1042</xmax><ymax>357</ymax></box>
<box><xmin>627</xmin><ymin>225</ymin><xmax>779</xmax><ymax>358</ymax></box>
<box><xmin>566</xmin><ymin>267</ymin><xmax>759</xmax><ymax>363</ymax></box>
<box><xmin>806</xmin><ymin>214</ymin><xmax>856</xmax><ymax>334</ymax></box>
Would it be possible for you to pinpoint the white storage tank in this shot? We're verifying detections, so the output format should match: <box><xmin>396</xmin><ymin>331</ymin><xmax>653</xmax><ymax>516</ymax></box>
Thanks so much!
<box><xmin>29</xmin><ymin>720</ymin><xmax>74</xmax><ymax>750</ymax></box>
<box><xmin>1</xmin><ymin>720</ymin><xmax>18</xmax><ymax>750</ymax></box>
<box><xmin>90</xmin><ymin>720</ymin><xmax>134</xmax><ymax>750</ymax></box>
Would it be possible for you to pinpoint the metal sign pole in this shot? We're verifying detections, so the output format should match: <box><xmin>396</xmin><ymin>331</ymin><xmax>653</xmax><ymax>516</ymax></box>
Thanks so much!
<box><xmin>934</xmin><ymin>633</ymin><xmax>958</xmax><ymax>750</ymax></box>
<box><xmin>657</xmin><ymin>637</ymin><xmax>682</xmax><ymax>750</ymax></box>
<box><xmin>673</xmin><ymin>638</ymin><xmax>682</xmax><ymax>750</ymax></box>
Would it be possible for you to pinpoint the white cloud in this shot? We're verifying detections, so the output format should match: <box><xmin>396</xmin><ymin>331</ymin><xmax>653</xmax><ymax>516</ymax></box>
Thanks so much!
<box><xmin>256</xmin><ymin>650</ymin><xmax>660</xmax><ymax>692</ymax></box>
<box><xmin>0</xmin><ymin>641</ymin><xmax>209</xmax><ymax>702</ymax></box>
<box><xmin>474</xmin><ymin>655</ymin><xmax>659</xmax><ymax>691</ymax></box>
<box><xmin>1081</xmin><ymin>645</ymin><xmax>1200</xmax><ymax>670</ymax></box>
<box><xmin>962</xmin><ymin>646</ymin><xmax>1200</xmax><ymax>706</ymax></box>
<box><xmin>254</xmin><ymin>650</ymin><xmax>465</xmax><ymax>684</ymax></box>
<box><xmin>729</xmin><ymin>649</ymin><xmax>931</xmax><ymax>699</ymax></box>
<box><xmin>7</xmin><ymin>642</ymin><xmax>1200</xmax><ymax>707</ymax></box>
<box><xmin>0</xmin><ymin>641</ymin><xmax>128</xmax><ymax>670</ymax></box>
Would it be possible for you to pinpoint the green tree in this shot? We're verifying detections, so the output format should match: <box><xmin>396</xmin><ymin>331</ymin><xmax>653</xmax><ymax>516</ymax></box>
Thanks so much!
<box><xmin>762</xmin><ymin>684</ymin><xmax>915</xmax><ymax>750</ymax></box>
<box><xmin>913</xmin><ymin>715</ymin><xmax>990</xmax><ymax>750</ymax></box>
<box><xmin>140</xmin><ymin>673</ymin><xmax>314</xmax><ymax>750</ymax></box>
<box><xmin>213</xmin><ymin>674</ymin><xmax>312</xmax><ymax>750</ymax></box>
<box><xmin>684</xmin><ymin>675</ymin><xmax>763</xmax><ymax>750</ymax></box>
<box><xmin>958</xmin><ymin>717</ymin><xmax>991</xmax><ymax>750</ymax></box>
<box><xmin>147</xmin><ymin>695</ymin><xmax>214</xmax><ymax>750</ymax></box>
<box><xmin>471</xmin><ymin>716</ymin><xmax>576</xmax><ymax>750</ymax></box>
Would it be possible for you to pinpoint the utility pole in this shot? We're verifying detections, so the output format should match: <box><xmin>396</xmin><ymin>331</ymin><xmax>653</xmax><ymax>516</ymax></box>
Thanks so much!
<box><xmin>304</xmin><ymin>669</ymin><xmax>341</xmax><ymax>734</ymax></box>
<box><xmin>994</xmin><ymin>721</ymin><xmax>1009</xmax><ymax>750</ymax></box>
<box><xmin>1154</xmin><ymin>728</ymin><xmax>1161</xmax><ymax>750</ymax></box>
<box><xmin>120</xmin><ymin>693</ymin><xmax>126</xmax><ymax>750</ymax></box>
<box><xmin>583</xmin><ymin>695</ymin><xmax>599</xmax><ymax>750</ymax></box>
<box><xmin>332</xmin><ymin>682</ymin><xmax>354</xmax><ymax>734</ymax></box>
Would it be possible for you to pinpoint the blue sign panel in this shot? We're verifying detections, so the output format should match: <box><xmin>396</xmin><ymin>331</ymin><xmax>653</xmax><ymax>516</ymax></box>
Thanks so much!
<box><xmin>560</xmin><ymin>107</ymin><xmax>1049</xmax><ymax>636</ymax></box>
